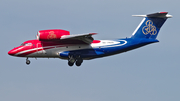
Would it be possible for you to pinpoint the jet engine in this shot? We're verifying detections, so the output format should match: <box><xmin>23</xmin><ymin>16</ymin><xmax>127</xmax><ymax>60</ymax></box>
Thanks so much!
<box><xmin>37</xmin><ymin>29</ymin><xmax>70</xmax><ymax>41</ymax></box>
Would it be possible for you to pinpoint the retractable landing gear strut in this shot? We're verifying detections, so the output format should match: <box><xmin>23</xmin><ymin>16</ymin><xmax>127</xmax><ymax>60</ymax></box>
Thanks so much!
<box><xmin>26</xmin><ymin>57</ymin><xmax>30</xmax><ymax>65</ymax></box>
<box><xmin>68</xmin><ymin>55</ymin><xmax>76</xmax><ymax>66</ymax></box>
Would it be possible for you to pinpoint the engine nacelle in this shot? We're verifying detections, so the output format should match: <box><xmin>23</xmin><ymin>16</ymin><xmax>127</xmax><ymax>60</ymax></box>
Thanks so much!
<box><xmin>37</xmin><ymin>29</ymin><xmax>70</xmax><ymax>41</ymax></box>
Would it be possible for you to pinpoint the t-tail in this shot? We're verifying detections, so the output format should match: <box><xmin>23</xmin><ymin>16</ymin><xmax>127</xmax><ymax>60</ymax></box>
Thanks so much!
<box><xmin>131</xmin><ymin>12</ymin><xmax>172</xmax><ymax>39</ymax></box>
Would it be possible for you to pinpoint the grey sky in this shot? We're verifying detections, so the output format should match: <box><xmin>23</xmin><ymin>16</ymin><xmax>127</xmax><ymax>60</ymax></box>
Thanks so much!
<box><xmin>1</xmin><ymin>0</ymin><xmax>180</xmax><ymax>101</ymax></box>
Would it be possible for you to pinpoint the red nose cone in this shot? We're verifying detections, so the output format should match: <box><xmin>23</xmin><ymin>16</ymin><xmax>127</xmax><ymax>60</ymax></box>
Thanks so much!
<box><xmin>8</xmin><ymin>49</ymin><xmax>16</xmax><ymax>56</ymax></box>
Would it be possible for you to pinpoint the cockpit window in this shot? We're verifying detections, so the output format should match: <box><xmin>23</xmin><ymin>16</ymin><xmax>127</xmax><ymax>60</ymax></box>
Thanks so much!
<box><xmin>25</xmin><ymin>43</ymin><xmax>32</xmax><ymax>46</ymax></box>
<box><xmin>21</xmin><ymin>43</ymin><xmax>32</xmax><ymax>46</ymax></box>
<box><xmin>21</xmin><ymin>43</ymin><xmax>25</xmax><ymax>46</ymax></box>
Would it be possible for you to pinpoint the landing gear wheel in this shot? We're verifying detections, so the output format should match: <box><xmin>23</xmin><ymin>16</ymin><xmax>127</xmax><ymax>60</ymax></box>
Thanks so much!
<box><xmin>75</xmin><ymin>58</ymin><xmax>83</xmax><ymax>66</ymax></box>
<box><xmin>68</xmin><ymin>61</ymin><xmax>74</xmax><ymax>66</ymax></box>
<box><xmin>26</xmin><ymin>59</ymin><xmax>30</xmax><ymax>65</ymax></box>
<box><xmin>68</xmin><ymin>54</ymin><xmax>83</xmax><ymax>67</ymax></box>
<box><xmin>75</xmin><ymin>61</ymin><xmax>82</xmax><ymax>66</ymax></box>
<box><xmin>68</xmin><ymin>54</ymin><xmax>76</xmax><ymax>66</ymax></box>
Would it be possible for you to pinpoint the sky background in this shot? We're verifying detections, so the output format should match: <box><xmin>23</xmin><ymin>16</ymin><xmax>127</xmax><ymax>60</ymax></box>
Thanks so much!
<box><xmin>0</xmin><ymin>0</ymin><xmax>180</xmax><ymax>101</ymax></box>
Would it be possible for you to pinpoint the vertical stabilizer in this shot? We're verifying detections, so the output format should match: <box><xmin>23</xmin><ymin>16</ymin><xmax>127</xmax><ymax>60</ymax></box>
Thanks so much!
<box><xmin>131</xmin><ymin>12</ymin><xmax>172</xmax><ymax>39</ymax></box>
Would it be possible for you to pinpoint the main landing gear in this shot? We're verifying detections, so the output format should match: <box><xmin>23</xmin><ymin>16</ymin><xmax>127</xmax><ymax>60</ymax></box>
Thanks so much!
<box><xmin>26</xmin><ymin>57</ymin><xmax>30</xmax><ymax>65</ymax></box>
<box><xmin>68</xmin><ymin>55</ymin><xmax>83</xmax><ymax>66</ymax></box>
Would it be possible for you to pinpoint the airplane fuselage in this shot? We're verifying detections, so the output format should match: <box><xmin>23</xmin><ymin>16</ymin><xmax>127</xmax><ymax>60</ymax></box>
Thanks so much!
<box><xmin>8</xmin><ymin>38</ymin><xmax>158</xmax><ymax>60</ymax></box>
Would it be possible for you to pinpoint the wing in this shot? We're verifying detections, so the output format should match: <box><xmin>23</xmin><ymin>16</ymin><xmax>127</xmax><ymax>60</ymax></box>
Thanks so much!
<box><xmin>60</xmin><ymin>33</ymin><xmax>97</xmax><ymax>44</ymax></box>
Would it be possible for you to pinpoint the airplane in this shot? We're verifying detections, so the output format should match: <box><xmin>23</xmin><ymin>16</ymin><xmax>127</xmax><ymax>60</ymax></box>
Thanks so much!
<box><xmin>8</xmin><ymin>12</ymin><xmax>172</xmax><ymax>66</ymax></box>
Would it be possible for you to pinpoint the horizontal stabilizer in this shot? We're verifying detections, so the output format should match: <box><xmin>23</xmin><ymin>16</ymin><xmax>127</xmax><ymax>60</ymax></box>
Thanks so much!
<box><xmin>132</xmin><ymin>12</ymin><xmax>172</xmax><ymax>18</ymax></box>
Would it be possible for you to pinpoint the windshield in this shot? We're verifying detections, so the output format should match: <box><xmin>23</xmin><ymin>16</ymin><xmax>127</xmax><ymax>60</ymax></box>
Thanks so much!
<box><xmin>21</xmin><ymin>43</ymin><xmax>25</xmax><ymax>46</ymax></box>
<box><xmin>21</xmin><ymin>43</ymin><xmax>32</xmax><ymax>46</ymax></box>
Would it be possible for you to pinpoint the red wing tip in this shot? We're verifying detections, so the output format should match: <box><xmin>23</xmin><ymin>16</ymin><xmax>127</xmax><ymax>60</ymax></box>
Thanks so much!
<box><xmin>89</xmin><ymin>33</ymin><xmax>97</xmax><ymax>35</ymax></box>
<box><xmin>159</xmin><ymin>12</ymin><xmax>168</xmax><ymax>14</ymax></box>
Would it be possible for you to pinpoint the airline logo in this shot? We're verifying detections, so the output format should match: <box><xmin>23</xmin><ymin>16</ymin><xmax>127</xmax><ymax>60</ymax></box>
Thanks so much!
<box><xmin>47</xmin><ymin>31</ymin><xmax>57</xmax><ymax>40</ymax></box>
<box><xmin>142</xmin><ymin>20</ymin><xmax>157</xmax><ymax>35</ymax></box>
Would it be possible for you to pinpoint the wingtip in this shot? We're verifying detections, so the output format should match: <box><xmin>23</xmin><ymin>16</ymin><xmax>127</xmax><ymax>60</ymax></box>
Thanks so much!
<box><xmin>89</xmin><ymin>33</ymin><xmax>98</xmax><ymax>35</ymax></box>
<box><xmin>159</xmin><ymin>12</ymin><xmax>168</xmax><ymax>14</ymax></box>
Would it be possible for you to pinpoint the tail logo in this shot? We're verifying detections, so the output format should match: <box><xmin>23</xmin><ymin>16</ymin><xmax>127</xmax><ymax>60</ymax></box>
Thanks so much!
<box><xmin>142</xmin><ymin>20</ymin><xmax>157</xmax><ymax>35</ymax></box>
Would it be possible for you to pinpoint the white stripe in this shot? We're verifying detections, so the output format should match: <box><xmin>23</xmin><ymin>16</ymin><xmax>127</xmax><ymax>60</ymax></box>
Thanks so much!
<box><xmin>15</xmin><ymin>40</ymin><xmax>127</xmax><ymax>56</ymax></box>
<box><xmin>100</xmin><ymin>40</ymin><xmax>127</xmax><ymax>48</ymax></box>
<box><xmin>15</xmin><ymin>45</ymin><xmax>62</xmax><ymax>55</ymax></box>
<box><xmin>15</xmin><ymin>48</ymin><xmax>40</xmax><ymax>55</ymax></box>
<box><xmin>131</xmin><ymin>18</ymin><xmax>146</xmax><ymax>36</ymax></box>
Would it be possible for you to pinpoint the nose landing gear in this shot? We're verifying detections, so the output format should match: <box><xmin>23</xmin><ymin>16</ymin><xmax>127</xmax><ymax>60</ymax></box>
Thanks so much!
<box><xmin>26</xmin><ymin>57</ymin><xmax>30</xmax><ymax>65</ymax></box>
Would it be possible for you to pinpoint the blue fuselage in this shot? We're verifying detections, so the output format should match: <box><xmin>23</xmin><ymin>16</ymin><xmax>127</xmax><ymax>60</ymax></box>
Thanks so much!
<box><xmin>60</xmin><ymin>38</ymin><xmax>159</xmax><ymax>60</ymax></box>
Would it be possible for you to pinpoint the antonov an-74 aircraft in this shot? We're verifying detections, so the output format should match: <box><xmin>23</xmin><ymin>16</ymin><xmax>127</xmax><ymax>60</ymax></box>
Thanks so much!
<box><xmin>8</xmin><ymin>12</ymin><xmax>172</xmax><ymax>66</ymax></box>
